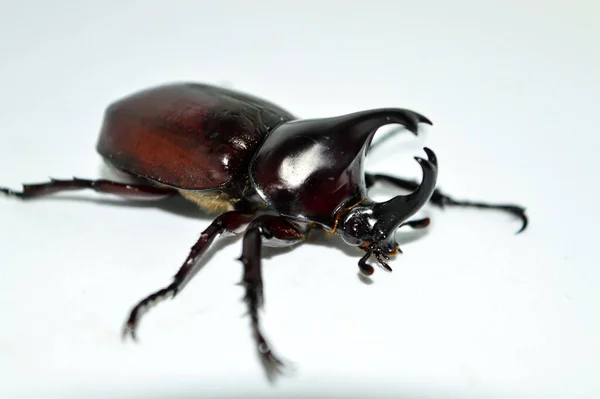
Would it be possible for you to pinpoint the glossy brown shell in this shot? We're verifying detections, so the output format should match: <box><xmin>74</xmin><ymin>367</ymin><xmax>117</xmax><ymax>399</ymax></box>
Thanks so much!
<box><xmin>96</xmin><ymin>83</ymin><xmax>295</xmax><ymax>191</ymax></box>
<box><xmin>250</xmin><ymin>109</ymin><xmax>431</xmax><ymax>228</ymax></box>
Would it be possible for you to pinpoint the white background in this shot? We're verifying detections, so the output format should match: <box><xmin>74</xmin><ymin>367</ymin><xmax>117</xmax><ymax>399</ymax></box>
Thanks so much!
<box><xmin>0</xmin><ymin>1</ymin><xmax>598</xmax><ymax>398</ymax></box>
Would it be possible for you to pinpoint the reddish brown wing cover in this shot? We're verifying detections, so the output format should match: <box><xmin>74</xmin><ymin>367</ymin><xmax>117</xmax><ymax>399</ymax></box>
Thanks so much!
<box><xmin>97</xmin><ymin>83</ymin><xmax>295</xmax><ymax>190</ymax></box>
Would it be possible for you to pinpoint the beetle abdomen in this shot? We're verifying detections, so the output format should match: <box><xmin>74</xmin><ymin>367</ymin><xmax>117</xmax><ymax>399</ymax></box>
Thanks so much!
<box><xmin>96</xmin><ymin>83</ymin><xmax>295</xmax><ymax>192</ymax></box>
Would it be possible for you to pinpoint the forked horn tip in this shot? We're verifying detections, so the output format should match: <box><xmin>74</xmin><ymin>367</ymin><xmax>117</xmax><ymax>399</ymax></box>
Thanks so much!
<box><xmin>418</xmin><ymin>114</ymin><xmax>433</xmax><ymax>126</ymax></box>
<box><xmin>422</xmin><ymin>147</ymin><xmax>438</xmax><ymax>166</ymax></box>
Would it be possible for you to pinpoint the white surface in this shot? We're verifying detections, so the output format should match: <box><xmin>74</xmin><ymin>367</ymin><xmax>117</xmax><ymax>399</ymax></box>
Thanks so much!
<box><xmin>0</xmin><ymin>1</ymin><xmax>598</xmax><ymax>398</ymax></box>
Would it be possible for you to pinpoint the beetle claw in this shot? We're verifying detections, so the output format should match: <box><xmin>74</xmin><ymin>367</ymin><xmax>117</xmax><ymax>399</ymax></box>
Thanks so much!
<box><xmin>121</xmin><ymin>322</ymin><xmax>139</xmax><ymax>342</ymax></box>
<box><xmin>512</xmin><ymin>207</ymin><xmax>528</xmax><ymax>234</ymax></box>
<box><xmin>259</xmin><ymin>344</ymin><xmax>288</xmax><ymax>382</ymax></box>
<box><xmin>0</xmin><ymin>186</ymin><xmax>23</xmax><ymax>197</ymax></box>
<box><xmin>261</xmin><ymin>353</ymin><xmax>288</xmax><ymax>384</ymax></box>
<box><xmin>121</xmin><ymin>283</ymin><xmax>178</xmax><ymax>344</ymax></box>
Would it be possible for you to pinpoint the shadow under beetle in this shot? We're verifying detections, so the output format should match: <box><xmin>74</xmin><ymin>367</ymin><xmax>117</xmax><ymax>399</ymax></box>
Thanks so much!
<box><xmin>1</xmin><ymin>83</ymin><xmax>528</xmax><ymax>380</ymax></box>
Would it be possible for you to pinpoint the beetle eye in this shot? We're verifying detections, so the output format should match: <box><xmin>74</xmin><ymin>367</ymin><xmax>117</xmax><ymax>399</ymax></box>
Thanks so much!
<box><xmin>340</xmin><ymin>214</ymin><xmax>370</xmax><ymax>246</ymax></box>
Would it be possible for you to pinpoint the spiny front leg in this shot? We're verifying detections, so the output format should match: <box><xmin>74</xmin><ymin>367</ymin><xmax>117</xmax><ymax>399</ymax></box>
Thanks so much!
<box><xmin>0</xmin><ymin>177</ymin><xmax>178</xmax><ymax>200</ymax></box>
<box><xmin>238</xmin><ymin>216</ymin><xmax>304</xmax><ymax>382</ymax></box>
<box><xmin>122</xmin><ymin>211</ymin><xmax>255</xmax><ymax>341</ymax></box>
<box><xmin>366</xmin><ymin>173</ymin><xmax>528</xmax><ymax>233</ymax></box>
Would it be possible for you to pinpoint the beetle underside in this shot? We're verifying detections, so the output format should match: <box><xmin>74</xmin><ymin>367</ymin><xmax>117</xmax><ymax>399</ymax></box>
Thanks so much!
<box><xmin>177</xmin><ymin>189</ymin><xmax>235</xmax><ymax>213</ymax></box>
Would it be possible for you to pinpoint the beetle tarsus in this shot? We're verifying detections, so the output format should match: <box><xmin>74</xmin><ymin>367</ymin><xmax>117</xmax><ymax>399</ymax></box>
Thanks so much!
<box><xmin>0</xmin><ymin>186</ymin><xmax>24</xmax><ymax>197</ymax></box>
<box><xmin>238</xmin><ymin>216</ymin><xmax>304</xmax><ymax>382</ymax></box>
<box><xmin>0</xmin><ymin>178</ymin><xmax>178</xmax><ymax>200</ymax></box>
<box><xmin>440</xmin><ymin>197</ymin><xmax>528</xmax><ymax>234</ymax></box>
<box><xmin>122</xmin><ymin>282</ymin><xmax>178</xmax><ymax>341</ymax></box>
<box><xmin>366</xmin><ymin>173</ymin><xmax>528</xmax><ymax>233</ymax></box>
<box><xmin>258</xmin><ymin>339</ymin><xmax>287</xmax><ymax>383</ymax></box>
<box><xmin>121</xmin><ymin>211</ymin><xmax>255</xmax><ymax>342</ymax></box>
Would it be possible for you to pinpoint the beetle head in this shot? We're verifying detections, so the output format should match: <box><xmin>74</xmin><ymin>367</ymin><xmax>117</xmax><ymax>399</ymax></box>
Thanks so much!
<box><xmin>339</xmin><ymin>148</ymin><xmax>438</xmax><ymax>275</ymax></box>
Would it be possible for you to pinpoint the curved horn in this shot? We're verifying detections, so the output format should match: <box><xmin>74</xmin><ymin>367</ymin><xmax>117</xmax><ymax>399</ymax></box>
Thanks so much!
<box><xmin>337</xmin><ymin>108</ymin><xmax>432</xmax><ymax>142</ymax></box>
<box><xmin>372</xmin><ymin>148</ymin><xmax>438</xmax><ymax>238</ymax></box>
<box><xmin>404</xmin><ymin>147</ymin><xmax>438</xmax><ymax>218</ymax></box>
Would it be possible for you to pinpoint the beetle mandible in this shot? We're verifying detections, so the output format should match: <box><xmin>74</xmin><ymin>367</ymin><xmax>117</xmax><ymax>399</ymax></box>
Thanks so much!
<box><xmin>0</xmin><ymin>83</ymin><xmax>528</xmax><ymax>380</ymax></box>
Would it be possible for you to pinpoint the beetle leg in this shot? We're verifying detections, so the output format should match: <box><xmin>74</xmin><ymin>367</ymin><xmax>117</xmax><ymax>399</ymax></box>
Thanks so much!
<box><xmin>365</xmin><ymin>173</ymin><xmax>528</xmax><ymax>233</ymax></box>
<box><xmin>122</xmin><ymin>211</ymin><xmax>255</xmax><ymax>341</ymax></box>
<box><xmin>0</xmin><ymin>178</ymin><xmax>178</xmax><ymax>200</ymax></box>
<box><xmin>238</xmin><ymin>216</ymin><xmax>304</xmax><ymax>382</ymax></box>
<box><xmin>401</xmin><ymin>217</ymin><xmax>431</xmax><ymax>229</ymax></box>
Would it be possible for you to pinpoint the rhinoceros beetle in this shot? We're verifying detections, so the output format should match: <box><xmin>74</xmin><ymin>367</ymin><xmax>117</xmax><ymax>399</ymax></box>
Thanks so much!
<box><xmin>1</xmin><ymin>83</ymin><xmax>527</xmax><ymax>380</ymax></box>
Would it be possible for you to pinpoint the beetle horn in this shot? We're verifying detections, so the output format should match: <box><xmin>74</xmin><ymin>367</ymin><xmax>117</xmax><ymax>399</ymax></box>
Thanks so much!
<box><xmin>372</xmin><ymin>147</ymin><xmax>438</xmax><ymax>238</ymax></box>
<box><xmin>336</xmin><ymin>108</ymin><xmax>432</xmax><ymax>146</ymax></box>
